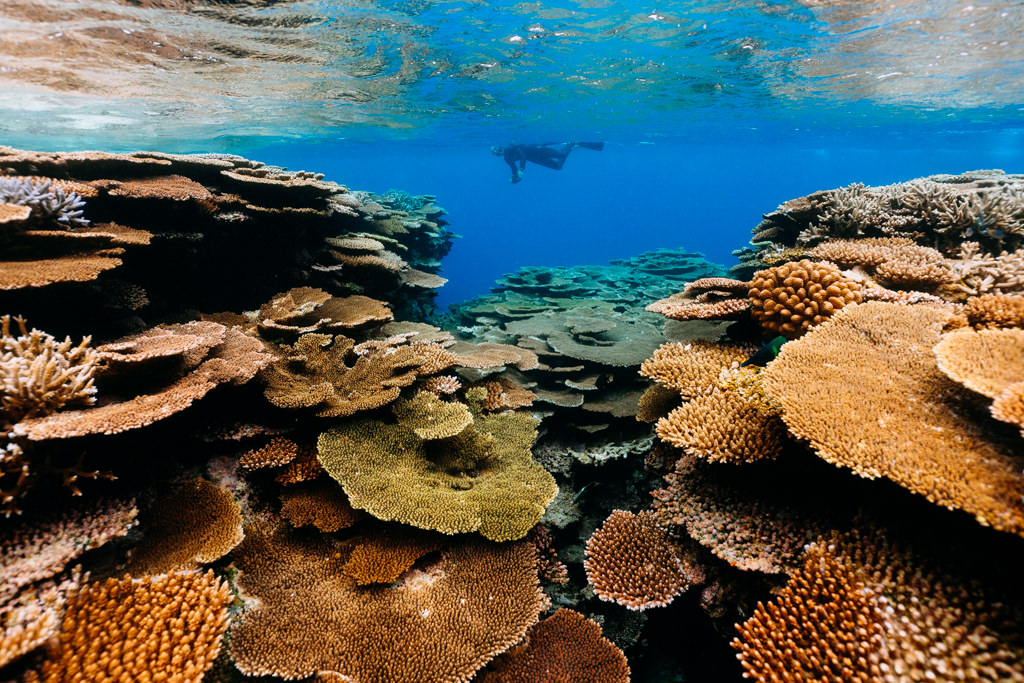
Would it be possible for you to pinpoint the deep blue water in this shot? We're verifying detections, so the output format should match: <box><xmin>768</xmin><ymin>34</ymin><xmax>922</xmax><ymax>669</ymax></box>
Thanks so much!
<box><xmin>2</xmin><ymin>0</ymin><xmax>1023</xmax><ymax>305</ymax></box>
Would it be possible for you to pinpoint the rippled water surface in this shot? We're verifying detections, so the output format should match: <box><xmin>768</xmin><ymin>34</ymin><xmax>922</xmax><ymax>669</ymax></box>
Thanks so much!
<box><xmin>2</xmin><ymin>0</ymin><xmax>1022</xmax><ymax>148</ymax></box>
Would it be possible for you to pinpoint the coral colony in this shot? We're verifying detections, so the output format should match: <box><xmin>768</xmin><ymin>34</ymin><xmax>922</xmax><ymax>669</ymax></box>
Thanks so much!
<box><xmin>2</xmin><ymin>147</ymin><xmax>1024</xmax><ymax>682</ymax></box>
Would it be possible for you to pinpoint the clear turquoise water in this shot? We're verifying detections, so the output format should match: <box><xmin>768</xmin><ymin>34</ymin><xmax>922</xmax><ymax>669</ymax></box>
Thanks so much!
<box><xmin>2</xmin><ymin>0</ymin><xmax>1022</xmax><ymax>304</ymax></box>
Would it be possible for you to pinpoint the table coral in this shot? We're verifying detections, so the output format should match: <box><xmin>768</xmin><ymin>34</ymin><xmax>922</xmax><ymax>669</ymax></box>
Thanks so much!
<box><xmin>126</xmin><ymin>478</ymin><xmax>243</xmax><ymax>575</ymax></box>
<box><xmin>639</xmin><ymin>340</ymin><xmax>753</xmax><ymax>399</ymax></box>
<box><xmin>318</xmin><ymin>394</ymin><xmax>556</xmax><ymax>542</ymax></box>
<box><xmin>477</xmin><ymin>609</ymin><xmax>630</xmax><ymax>683</ymax></box>
<box><xmin>39</xmin><ymin>570</ymin><xmax>230</xmax><ymax>682</ymax></box>
<box><xmin>585</xmin><ymin>509</ymin><xmax>701</xmax><ymax>611</ymax></box>
<box><xmin>934</xmin><ymin>326</ymin><xmax>1024</xmax><ymax>398</ymax></box>
<box><xmin>228</xmin><ymin>526</ymin><xmax>543</xmax><ymax>682</ymax></box>
<box><xmin>342</xmin><ymin>524</ymin><xmax>443</xmax><ymax>585</ymax></box>
<box><xmin>279</xmin><ymin>477</ymin><xmax>365</xmax><ymax>532</ymax></box>
<box><xmin>763</xmin><ymin>301</ymin><xmax>1024</xmax><ymax>537</ymax></box>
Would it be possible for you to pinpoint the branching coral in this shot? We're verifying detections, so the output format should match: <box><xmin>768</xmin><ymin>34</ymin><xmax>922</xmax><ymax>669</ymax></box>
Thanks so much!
<box><xmin>318</xmin><ymin>393</ymin><xmax>556</xmax><ymax>542</ymax></box>
<box><xmin>1</xmin><ymin>315</ymin><xmax>98</xmax><ymax>426</ymax></box>
<box><xmin>0</xmin><ymin>176</ymin><xmax>89</xmax><ymax>228</ymax></box>
<box><xmin>39</xmin><ymin>570</ymin><xmax>231</xmax><ymax>682</ymax></box>
<box><xmin>809</xmin><ymin>237</ymin><xmax>956</xmax><ymax>290</ymax></box>
<box><xmin>639</xmin><ymin>341</ymin><xmax>753</xmax><ymax>399</ymax></box>
<box><xmin>732</xmin><ymin>530</ymin><xmax>1024</xmax><ymax>682</ymax></box>
<box><xmin>228</xmin><ymin>526</ymin><xmax>542</xmax><ymax>682</ymax></box>
<box><xmin>964</xmin><ymin>293</ymin><xmax>1024</xmax><ymax>328</ymax></box>
<box><xmin>763</xmin><ymin>301</ymin><xmax>1024</xmax><ymax>537</ymax></box>
<box><xmin>585</xmin><ymin>510</ymin><xmax>702</xmax><ymax>611</ymax></box>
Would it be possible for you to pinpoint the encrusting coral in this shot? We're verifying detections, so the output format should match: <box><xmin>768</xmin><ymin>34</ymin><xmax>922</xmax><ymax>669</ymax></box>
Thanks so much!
<box><xmin>227</xmin><ymin>526</ymin><xmax>543</xmax><ymax>682</ymax></box>
<box><xmin>38</xmin><ymin>570</ymin><xmax>231</xmax><ymax>682</ymax></box>
<box><xmin>763</xmin><ymin>301</ymin><xmax>1024</xmax><ymax>537</ymax></box>
<box><xmin>318</xmin><ymin>390</ymin><xmax>557</xmax><ymax>541</ymax></box>
<box><xmin>477</xmin><ymin>609</ymin><xmax>630</xmax><ymax>683</ymax></box>
<box><xmin>585</xmin><ymin>509</ymin><xmax>702</xmax><ymax>611</ymax></box>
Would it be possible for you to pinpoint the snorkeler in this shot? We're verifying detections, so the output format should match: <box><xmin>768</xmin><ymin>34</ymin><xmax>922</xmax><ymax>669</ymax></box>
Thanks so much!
<box><xmin>491</xmin><ymin>141</ymin><xmax>604</xmax><ymax>183</ymax></box>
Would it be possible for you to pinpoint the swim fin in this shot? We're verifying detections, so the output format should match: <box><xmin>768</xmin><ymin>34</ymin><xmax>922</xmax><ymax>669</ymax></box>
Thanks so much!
<box><xmin>576</xmin><ymin>142</ymin><xmax>605</xmax><ymax>151</ymax></box>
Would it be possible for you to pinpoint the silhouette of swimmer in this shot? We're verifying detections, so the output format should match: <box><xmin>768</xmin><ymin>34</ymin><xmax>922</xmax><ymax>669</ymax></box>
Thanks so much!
<box><xmin>491</xmin><ymin>141</ymin><xmax>604</xmax><ymax>184</ymax></box>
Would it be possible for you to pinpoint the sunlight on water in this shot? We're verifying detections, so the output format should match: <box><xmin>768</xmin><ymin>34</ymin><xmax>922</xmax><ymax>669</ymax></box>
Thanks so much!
<box><xmin>1</xmin><ymin>0</ymin><xmax>1020</xmax><ymax>148</ymax></box>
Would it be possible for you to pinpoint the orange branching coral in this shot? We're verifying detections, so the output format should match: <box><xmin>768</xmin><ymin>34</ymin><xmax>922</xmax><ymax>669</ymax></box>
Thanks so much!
<box><xmin>749</xmin><ymin>260</ymin><xmax>863</xmax><ymax>338</ymax></box>
<box><xmin>732</xmin><ymin>540</ymin><xmax>885</xmax><ymax>682</ymax></box>
<box><xmin>240</xmin><ymin>437</ymin><xmax>300</xmax><ymax>469</ymax></box>
<box><xmin>420</xmin><ymin>374</ymin><xmax>462</xmax><ymax>396</ymax></box>
<box><xmin>1</xmin><ymin>573</ymin><xmax>78</xmax><ymax>668</ymax></box>
<box><xmin>732</xmin><ymin>530</ymin><xmax>1024</xmax><ymax>683</ymax></box>
<box><xmin>40</xmin><ymin>570</ymin><xmax>231</xmax><ymax>682</ymax></box>
<box><xmin>279</xmin><ymin>478</ymin><xmax>365</xmax><ymax>532</ymax></box>
<box><xmin>262</xmin><ymin>333</ymin><xmax>422</xmax><ymax>417</ymax></box>
<box><xmin>228</xmin><ymin>526</ymin><xmax>543</xmax><ymax>682</ymax></box>
<box><xmin>526</xmin><ymin>524</ymin><xmax>569</xmax><ymax>586</ymax></box>
<box><xmin>274</xmin><ymin>443</ymin><xmax>323</xmax><ymax>485</ymax></box>
<box><xmin>964</xmin><ymin>293</ymin><xmax>1024</xmax><ymax>329</ymax></box>
<box><xmin>934</xmin><ymin>327</ymin><xmax>1024</xmax><ymax>399</ymax></box>
<box><xmin>1</xmin><ymin>315</ymin><xmax>99</xmax><ymax>425</ymax></box>
<box><xmin>1</xmin><ymin>499</ymin><xmax>137</xmax><ymax>604</ymax></box>
<box><xmin>14</xmin><ymin>327</ymin><xmax>273</xmax><ymax>440</ymax></box>
<box><xmin>126</xmin><ymin>478</ymin><xmax>243</xmax><ymax>575</ymax></box>
<box><xmin>477</xmin><ymin>609</ymin><xmax>630</xmax><ymax>683</ymax></box>
<box><xmin>639</xmin><ymin>341</ymin><xmax>753</xmax><ymax>399</ymax></box>
<box><xmin>655</xmin><ymin>387</ymin><xmax>785</xmax><ymax>464</ymax></box>
<box><xmin>585</xmin><ymin>510</ymin><xmax>700</xmax><ymax>611</ymax></box>
<box><xmin>763</xmin><ymin>301</ymin><xmax>1024</xmax><ymax>537</ymax></box>
<box><xmin>342</xmin><ymin>525</ymin><xmax>443</xmax><ymax>585</ymax></box>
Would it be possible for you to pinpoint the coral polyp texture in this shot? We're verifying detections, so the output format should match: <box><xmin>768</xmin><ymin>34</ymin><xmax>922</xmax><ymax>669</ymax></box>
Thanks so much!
<box><xmin>732</xmin><ymin>530</ymin><xmax>1024</xmax><ymax>683</ymax></box>
<box><xmin>584</xmin><ymin>509</ymin><xmax>700</xmax><ymax>611</ymax></box>
<box><xmin>227</xmin><ymin>526</ymin><xmax>543</xmax><ymax>682</ymax></box>
<box><xmin>477</xmin><ymin>609</ymin><xmax>630</xmax><ymax>683</ymax></box>
<box><xmin>763</xmin><ymin>301</ymin><xmax>1024</xmax><ymax>537</ymax></box>
<box><xmin>318</xmin><ymin>393</ymin><xmax>557</xmax><ymax>541</ymax></box>
<box><xmin>748</xmin><ymin>259</ymin><xmax>863</xmax><ymax>338</ymax></box>
<box><xmin>38</xmin><ymin>570</ymin><xmax>231</xmax><ymax>682</ymax></box>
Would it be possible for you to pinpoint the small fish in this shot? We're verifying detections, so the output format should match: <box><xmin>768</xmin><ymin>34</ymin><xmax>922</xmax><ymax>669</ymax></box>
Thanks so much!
<box><xmin>741</xmin><ymin>335</ymin><xmax>787</xmax><ymax>367</ymax></box>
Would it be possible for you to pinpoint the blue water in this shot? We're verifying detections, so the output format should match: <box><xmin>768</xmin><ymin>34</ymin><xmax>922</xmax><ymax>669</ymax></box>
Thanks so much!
<box><xmin>2</xmin><ymin>0</ymin><xmax>1023</xmax><ymax>305</ymax></box>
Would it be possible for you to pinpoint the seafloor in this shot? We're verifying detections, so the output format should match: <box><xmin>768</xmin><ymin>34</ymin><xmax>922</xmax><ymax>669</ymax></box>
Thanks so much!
<box><xmin>1</xmin><ymin>147</ymin><xmax>1023</xmax><ymax>682</ymax></box>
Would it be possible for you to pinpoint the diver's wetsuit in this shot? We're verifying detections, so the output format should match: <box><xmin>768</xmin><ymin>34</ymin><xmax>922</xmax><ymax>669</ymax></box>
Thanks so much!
<box><xmin>498</xmin><ymin>142</ymin><xmax>603</xmax><ymax>183</ymax></box>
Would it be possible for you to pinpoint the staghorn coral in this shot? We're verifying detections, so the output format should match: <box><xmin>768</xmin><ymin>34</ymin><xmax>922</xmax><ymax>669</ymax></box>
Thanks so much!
<box><xmin>40</xmin><ymin>570</ymin><xmax>231</xmax><ymax>682</ymax></box>
<box><xmin>227</xmin><ymin>526</ymin><xmax>543</xmax><ymax>682</ymax></box>
<box><xmin>342</xmin><ymin>525</ymin><xmax>443</xmax><ymax>586</ymax></box>
<box><xmin>126</xmin><ymin>478</ymin><xmax>243</xmax><ymax>575</ymax></box>
<box><xmin>732</xmin><ymin>530</ymin><xmax>1024</xmax><ymax>683</ymax></box>
<box><xmin>279</xmin><ymin>477</ymin><xmax>366</xmax><ymax>532</ymax></box>
<box><xmin>1</xmin><ymin>315</ymin><xmax>99</xmax><ymax>426</ymax></box>
<box><xmin>318</xmin><ymin>397</ymin><xmax>556</xmax><ymax>542</ymax></box>
<box><xmin>763</xmin><ymin>301</ymin><xmax>1024</xmax><ymax>537</ymax></box>
<box><xmin>584</xmin><ymin>510</ymin><xmax>701</xmax><ymax>611</ymax></box>
<box><xmin>14</xmin><ymin>327</ymin><xmax>273</xmax><ymax>440</ymax></box>
<box><xmin>964</xmin><ymin>293</ymin><xmax>1024</xmax><ymax>328</ymax></box>
<box><xmin>0</xmin><ymin>176</ymin><xmax>88</xmax><ymax>228</ymax></box>
<box><xmin>655</xmin><ymin>386</ymin><xmax>785</xmax><ymax>464</ymax></box>
<box><xmin>0</xmin><ymin>499</ymin><xmax>137</xmax><ymax>605</ymax></box>
<box><xmin>639</xmin><ymin>341</ymin><xmax>754</xmax><ymax>399</ymax></box>
<box><xmin>749</xmin><ymin>260</ymin><xmax>863</xmax><ymax>338</ymax></box>
<box><xmin>934</xmin><ymin>327</ymin><xmax>1024</xmax><ymax>398</ymax></box>
<box><xmin>477</xmin><ymin>609</ymin><xmax>630</xmax><ymax>683</ymax></box>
